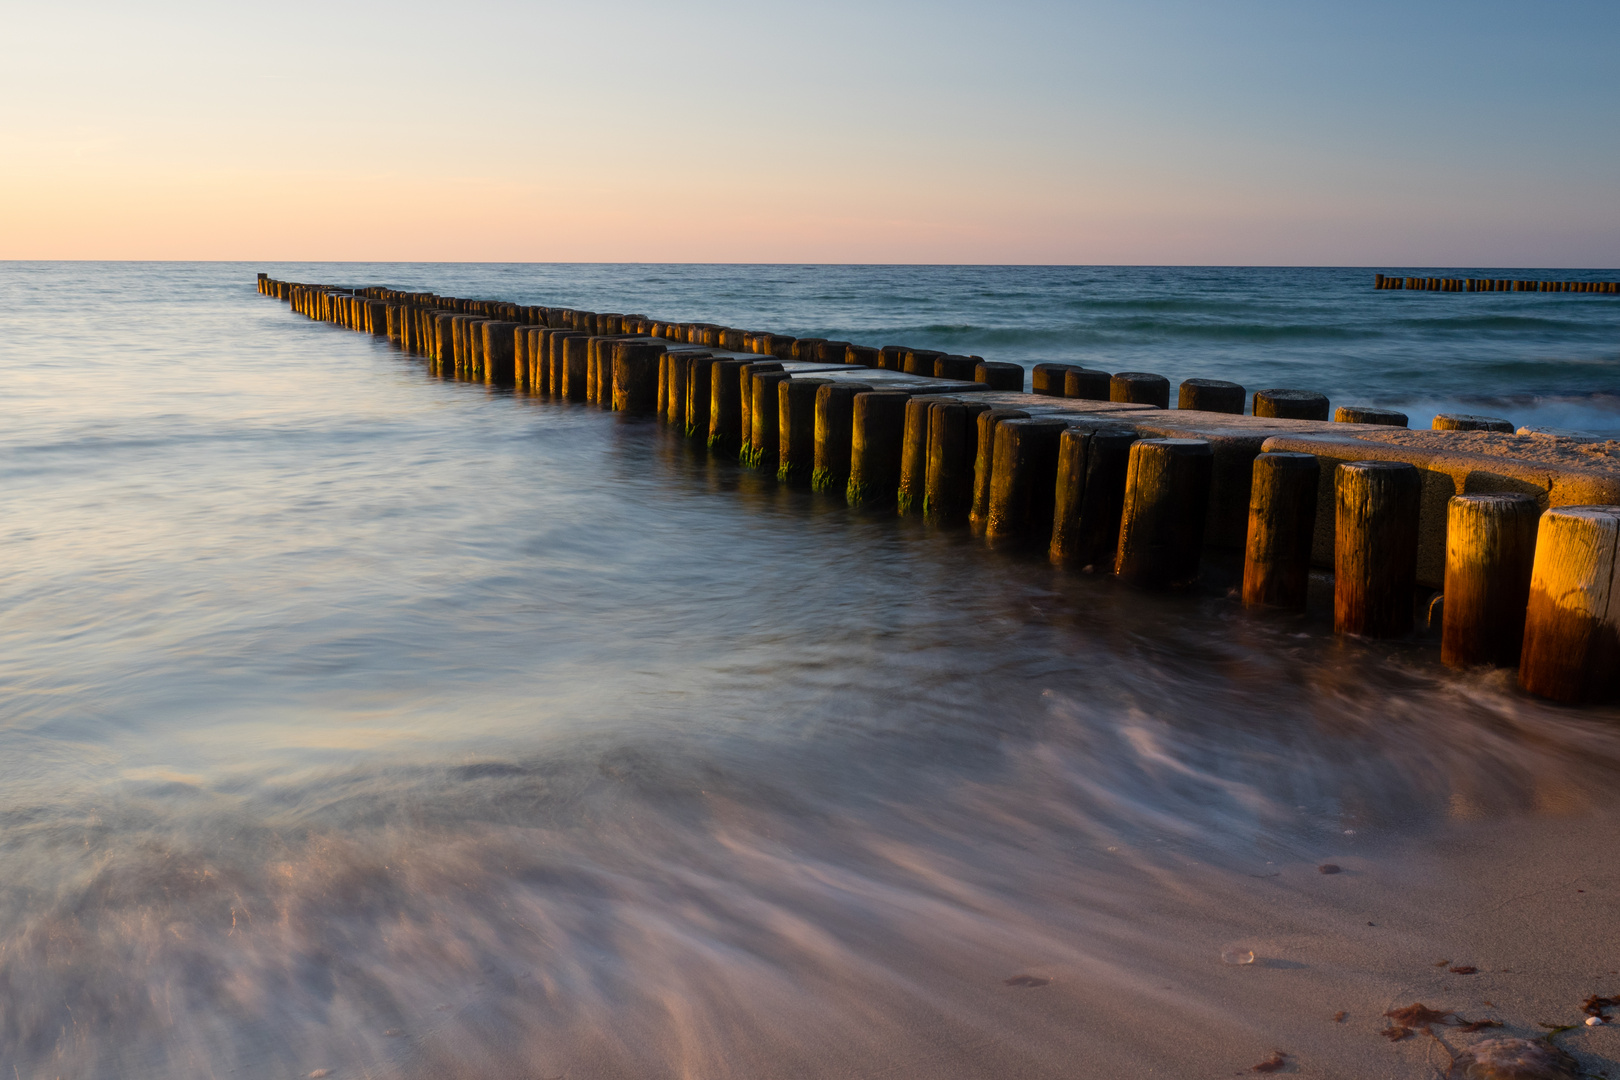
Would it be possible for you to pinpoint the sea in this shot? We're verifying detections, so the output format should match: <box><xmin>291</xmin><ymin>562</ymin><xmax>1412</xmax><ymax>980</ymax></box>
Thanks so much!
<box><xmin>2</xmin><ymin>262</ymin><xmax>1619</xmax><ymax>1079</ymax></box>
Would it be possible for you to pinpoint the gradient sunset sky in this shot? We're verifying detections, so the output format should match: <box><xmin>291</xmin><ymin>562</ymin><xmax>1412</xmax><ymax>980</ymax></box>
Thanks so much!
<box><xmin>3</xmin><ymin>0</ymin><xmax>1616</xmax><ymax>265</ymax></box>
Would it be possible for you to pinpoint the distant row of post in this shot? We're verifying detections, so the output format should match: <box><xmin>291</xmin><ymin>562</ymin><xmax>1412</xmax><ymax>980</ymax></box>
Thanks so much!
<box><xmin>1376</xmin><ymin>273</ymin><xmax>1618</xmax><ymax>293</ymax></box>
<box><xmin>255</xmin><ymin>273</ymin><xmax>1620</xmax><ymax>706</ymax></box>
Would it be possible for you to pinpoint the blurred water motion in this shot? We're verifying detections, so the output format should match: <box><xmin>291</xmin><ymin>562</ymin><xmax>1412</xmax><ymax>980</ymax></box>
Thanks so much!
<box><xmin>1</xmin><ymin>263</ymin><xmax>1617</xmax><ymax>1078</ymax></box>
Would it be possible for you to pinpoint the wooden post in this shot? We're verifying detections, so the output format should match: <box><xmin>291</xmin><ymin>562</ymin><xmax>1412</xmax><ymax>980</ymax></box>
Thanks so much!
<box><xmin>1442</xmin><ymin>494</ymin><xmax>1540</xmax><ymax>668</ymax></box>
<box><xmin>1051</xmin><ymin>427</ymin><xmax>1139</xmax><ymax>568</ymax></box>
<box><xmin>1519</xmin><ymin>506</ymin><xmax>1620</xmax><ymax>702</ymax></box>
<box><xmin>986</xmin><ymin>418</ymin><xmax>1069</xmax><ymax>545</ymax></box>
<box><xmin>612</xmin><ymin>341</ymin><xmax>665</xmax><ymax>414</ymax></box>
<box><xmin>1254</xmin><ymin>389</ymin><xmax>1330</xmax><ymax>421</ymax></box>
<box><xmin>562</xmin><ymin>335</ymin><xmax>591</xmax><ymax>402</ymax></box>
<box><xmin>778</xmin><ymin>377</ymin><xmax>832</xmax><ymax>484</ymax></box>
<box><xmin>847</xmin><ymin>345</ymin><xmax>880</xmax><ymax>367</ymax></box>
<box><xmin>847</xmin><ymin>391</ymin><xmax>912</xmax><ymax>508</ymax></box>
<box><xmin>482</xmin><ymin>321</ymin><xmax>520</xmax><ymax>388</ymax></box>
<box><xmin>1334</xmin><ymin>405</ymin><xmax>1407</xmax><ymax>427</ymax></box>
<box><xmin>748</xmin><ymin>371</ymin><xmax>793</xmax><ymax>467</ymax></box>
<box><xmin>523</xmin><ymin>327</ymin><xmax>545</xmax><ymax>392</ymax></box>
<box><xmin>878</xmin><ymin>345</ymin><xmax>907</xmax><ymax>371</ymax></box>
<box><xmin>1032</xmin><ymin>363</ymin><xmax>1079</xmax><ymax>396</ymax></box>
<box><xmin>1334</xmin><ymin>461</ymin><xmax>1422</xmax><ymax>637</ymax></box>
<box><xmin>1063</xmin><ymin>368</ymin><xmax>1112</xmax><ymax>401</ymax></box>
<box><xmin>975</xmin><ymin>361</ymin><xmax>1024</xmax><ymax>390</ymax></box>
<box><xmin>1432</xmin><ymin>413</ymin><xmax>1513</xmax><ymax>432</ymax></box>
<box><xmin>817</xmin><ymin>341</ymin><xmax>853</xmax><ymax>365</ymax></box>
<box><xmin>933</xmin><ymin>354</ymin><xmax>979</xmax><ymax>380</ymax></box>
<box><xmin>898</xmin><ymin>395</ymin><xmax>956</xmax><ymax>514</ymax></box>
<box><xmin>1241</xmin><ymin>452</ymin><xmax>1321</xmax><ymax>610</ymax></box>
<box><xmin>812</xmin><ymin>382</ymin><xmax>874</xmax><ymax>494</ymax></box>
<box><xmin>903</xmin><ymin>349</ymin><xmax>944</xmax><ymax>376</ymax></box>
<box><xmin>708</xmin><ymin>359</ymin><xmax>750</xmax><ymax>454</ymax></box>
<box><xmin>970</xmin><ymin>409</ymin><xmax>1031</xmax><ymax>532</ymax></box>
<box><xmin>739</xmin><ymin>362</ymin><xmax>784</xmax><ymax>460</ymax></box>
<box><xmin>924</xmin><ymin>399</ymin><xmax>992</xmax><ymax>524</ymax></box>
<box><xmin>1114</xmin><ymin>439</ymin><xmax>1214</xmax><ymax>588</ymax></box>
<box><xmin>1110</xmin><ymin>372</ymin><xmax>1170</xmax><ymax>408</ymax></box>
<box><xmin>685</xmin><ymin>355</ymin><xmax>720</xmax><ymax>438</ymax></box>
<box><xmin>547</xmin><ymin>330</ymin><xmax>584</xmax><ymax>397</ymax></box>
<box><xmin>1177</xmin><ymin>378</ymin><xmax>1245</xmax><ymax>413</ymax></box>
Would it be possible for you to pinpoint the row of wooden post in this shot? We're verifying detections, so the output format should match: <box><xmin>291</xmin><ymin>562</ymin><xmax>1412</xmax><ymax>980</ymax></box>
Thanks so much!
<box><xmin>255</xmin><ymin>273</ymin><xmax>1620</xmax><ymax>705</ymax></box>
<box><xmin>1376</xmin><ymin>273</ymin><xmax>1619</xmax><ymax>294</ymax></box>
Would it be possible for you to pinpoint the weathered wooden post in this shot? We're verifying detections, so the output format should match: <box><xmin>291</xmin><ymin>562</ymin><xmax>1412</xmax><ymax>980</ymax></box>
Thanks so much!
<box><xmin>1114</xmin><ymin>439</ymin><xmax>1214</xmax><ymax>587</ymax></box>
<box><xmin>986</xmin><ymin>418</ymin><xmax>1069</xmax><ymax>545</ymax></box>
<box><xmin>898</xmin><ymin>395</ymin><xmax>956</xmax><ymax>514</ymax></box>
<box><xmin>562</xmin><ymin>335</ymin><xmax>591</xmax><ymax>402</ymax></box>
<box><xmin>748</xmin><ymin>371</ymin><xmax>793</xmax><ymax>468</ymax></box>
<box><xmin>1032</xmin><ymin>364</ymin><xmax>1079</xmax><ymax>396</ymax></box>
<box><xmin>686</xmin><ymin>355</ymin><xmax>720</xmax><ymax>437</ymax></box>
<box><xmin>1241</xmin><ymin>452</ymin><xmax>1321</xmax><ymax>610</ymax></box>
<box><xmin>1432</xmin><ymin>414</ymin><xmax>1514</xmax><ymax>432</ymax></box>
<box><xmin>1442</xmin><ymin>493</ymin><xmax>1540</xmax><ymax>668</ymax></box>
<box><xmin>933</xmin><ymin>355</ymin><xmax>980</xmax><ymax>380</ymax></box>
<box><xmin>612</xmin><ymin>341</ymin><xmax>666</xmax><ymax>414</ymax></box>
<box><xmin>709</xmin><ymin>359</ymin><xmax>751</xmax><ymax>454</ymax></box>
<box><xmin>778</xmin><ymin>377</ymin><xmax>833</xmax><ymax>484</ymax></box>
<box><xmin>1110</xmin><ymin>372</ymin><xmax>1170</xmax><ymax>408</ymax></box>
<box><xmin>1519</xmin><ymin>506</ymin><xmax>1620</xmax><ymax>702</ymax></box>
<box><xmin>970</xmin><ymin>409</ymin><xmax>1032</xmax><ymax>532</ymax></box>
<box><xmin>547</xmin><ymin>329</ymin><xmax>585</xmax><ymax>397</ymax></box>
<box><xmin>924</xmin><ymin>399</ymin><xmax>992</xmax><ymax>524</ymax></box>
<box><xmin>482</xmin><ymin>321</ymin><xmax>520</xmax><ymax>388</ymax></box>
<box><xmin>848</xmin><ymin>391</ymin><xmax>913</xmax><ymax>508</ymax></box>
<box><xmin>975</xmin><ymin>361</ymin><xmax>1024</xmax><ymax>390</ymax></box>
<box><xmin>1253</xmin><ymin>389</ymin><xmax>1330</xmax><ymax>421</ymax></box>
<box><xmin>1050</xmin><ymin>427</ymin><xmax>1139</xmax><ymax>568</ymax></box>
<box><xmin>738</xmin><ymin>362</ymin><xmax>784</xmax><ymax>460</ymax></box>
<box><xmin>1334</xmin><ymin>461</ymin><xmax>1422</xmax><ymax>636</ymax></box>
<box><xmin>817</xmin><ymin>341</ymin><xmax>853</xmax><ymax>365</ymax></box>
<box><xmin>1334</xmin><ymin>405</ymin><xmax>1408</xmax><ymax>427</ymax></box>
<box><xmin>1063</xmin><ymin>368</ymin><xmax>1113</xmax><ymax>401</ymax></box>
<box><xmin>1177</xmin><ymin>378</ymin><xmax>1245</xmax><ymax>413</ymax></box>
<box><xmin>903</xmin><ymin>349</ymin><xmax>945</xmax><ymax>376</ymax></box>
<box><xmin>812</xmin><ymin>382</ymin><xmax>874</xmax><ymax>494</ymax></box>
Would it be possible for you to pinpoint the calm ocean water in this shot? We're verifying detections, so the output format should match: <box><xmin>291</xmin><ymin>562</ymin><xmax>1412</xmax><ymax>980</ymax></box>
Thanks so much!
<box><xmin>2</xmin><ymin>262</ymin><xmax>1619</xmax><ymax>1078</ymax></box>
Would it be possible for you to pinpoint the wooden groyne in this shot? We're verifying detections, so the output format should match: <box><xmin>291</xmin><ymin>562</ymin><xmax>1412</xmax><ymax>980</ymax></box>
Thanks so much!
<box><xmin>1375</xmin><ymin>273</ymin><xmax>1619</xmax><ymax>293</ymax></box>
<box><xmin>255</xmin><ymin>273</ymin><xmax>1620</xmax><ymax>705</ymax></box>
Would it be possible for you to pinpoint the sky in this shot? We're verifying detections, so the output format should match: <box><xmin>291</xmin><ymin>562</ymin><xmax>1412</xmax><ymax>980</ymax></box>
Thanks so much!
<box><xmin>0</xmin><ymin>0</ymin><xmax>1616</xmax><ymax>265</ymax></box>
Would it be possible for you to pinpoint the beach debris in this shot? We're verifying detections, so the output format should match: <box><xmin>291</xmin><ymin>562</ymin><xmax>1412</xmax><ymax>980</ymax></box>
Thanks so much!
<box><xmin>1382</xmin><ymin>1003</ymin><xmax>1456</xmax><ymax>1041</ymax></box>
<box><xmin>1318</xmin><ymin>864</ymin><xmax>1342</xmax><ymax>874</ymax></box>
<box><xmin>1333</xmin><ymin>1011</ymin><xmax>1348</xmax><ymax>1022</ymax></box>
<box><xmin>1581</xmin><ymin>994</ymin><xmax>1619</xmax><ymax>1021</ymax></box>
<box><xmin>308</xmin><ymin>1072</ymin><xmax>331</xmax><ymax>1079</ymax></box>
<box><xmin>1437</xmin><ymin>959</ymin><xmax>1454</xmax><ymax>967</ymax></box>
<box><xmin>1250</xmin><ymin>1049</ymin><xmax>1288</xmax><ymax>1073</ymax></box>
<box><xmin>1586</xmin><ymin>1016</ymin><xmax>1604</xmax><ymax>1027</ymax></box>
<box><xmin>1460</xmin><ymin>1020</ymin><xmax>1504</xmax><ymax>1033</ymax></box>
<box><xmin>1390</xmin><ymin>1004</ymin><xmax>1456</xmax><ymax>1027</ymax></box>
<box><xmin>1451</xmin><ymin>965</ymin><xmax>1479</xmax><ymax>975</ymax></box>
<box><xmin>1222</xmin><ymin>947</ymin><xmax>1257</xmax><ymax>966</ymax></box>
<box><xmin>1452</xmin><ymin>1038</ymin><xmax>1580</xmax><ymax>1080</ymax></box>
<box><xmin>1003</xmin><ymin>975</ymin><xmax>1049</xmax><ymax>988</ymax></box>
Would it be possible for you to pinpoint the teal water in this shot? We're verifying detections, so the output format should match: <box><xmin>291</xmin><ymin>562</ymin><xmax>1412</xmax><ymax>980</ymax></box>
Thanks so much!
<box><xmin>1</xmin><ymin>262</ymin><xmax>1618</xmax><ymax>1079</ymax></box>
